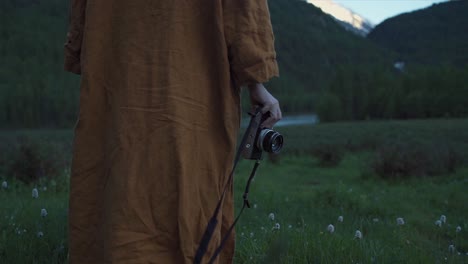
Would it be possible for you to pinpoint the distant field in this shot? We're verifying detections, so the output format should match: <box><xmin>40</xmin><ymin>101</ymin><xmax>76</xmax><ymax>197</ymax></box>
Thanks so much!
<box><xmin>277</xmin><ymin>118</ymin><xmax>468</xmax><ymax>156</ymax></box>
<box><xmin>2</xmin><ymin>118</ymin><xmax>468</xmax><ymax>161</ymax></box>
<box><xmin>0</xmin><ymin>118</ymin><xmax>467</xmax><ymax>263</ymax></box>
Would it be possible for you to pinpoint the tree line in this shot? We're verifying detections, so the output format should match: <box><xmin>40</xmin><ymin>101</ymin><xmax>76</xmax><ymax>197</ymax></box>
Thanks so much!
<box><xmin>316</xmin><ymin>64</ymin><xmax>468</xmax><ymax>122</ymax></box>
<box><xmin>0</xmin><ymin>0</ymin><xmax>466</xmax><ymax>128</ymax></box>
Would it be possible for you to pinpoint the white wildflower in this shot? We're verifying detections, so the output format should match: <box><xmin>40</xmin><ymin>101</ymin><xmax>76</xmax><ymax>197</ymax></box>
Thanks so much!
<box><xmin>41</xmin><ymin>208</ymin><xmax>48</xmax><ymax>217</ymax></box>
<box><xmin>396</xmin><ymin>217</ymin><xmax>405</xmax><ymax>226</ymax></box>
<box><xmin>37</xmin><ymin>231</ymin><xmax>44</xmax><ymax>238</ymax></box>
<box><xmin>456</xmin><ymin>226</ymin><xmax>462</xmax><ymax>233</ymax></box>
<box><xmin>440</xmin><ymin>215</ymin><xmax>446</xmax><ymax>224</ymax></box>
<box><xmin>2</xmin><ymin>181</ymin><xmax>7</xmax><ymax>189</ymax></box>
<box><xmin>253</xmin><ymin>204</ymin><xmax>257</xmax><ymax>209</ymax></box>
<box><xmin>448</xmin><ymin>244</ymin><xmax>455</xmax><ymax>253</ymax></box>
<box><xmin>435</xmin><ymin>220</ymin><xmax>442</xmax><ymax>227</ymax></box>
<box><xmin>354</xmin><ymin>230</ymin><xmax>362</xmax><ymax>239</ymax></box>
<box><xmin>268</xmin><ymin>213</ymin><xmax>275</xmax><ymax>221</ymax></box>
<box><xmin>250</xmin><ymin>232</ymin><xmax>254</xmax><ymax>238</ymax></box>
<box><xmin>32</xmin><ymin>188</ymin><xmax>39</xmax><ymax>199</ymax></box>
<box><xmin>338</xmin><ymin>216</ymin><xmax>343</xmax><ymax>222</ymax></box>
<box><xmin>273</xmin><ymin>223</ymin><xmax>280</xmax><ymax>230</ymax></box>
<box><xmin>372</xmin><ymin>218</ymin><xmax>379</xmax><ymax>223</ymax></box>
<box><xmin>288</xmin><ymin>225</ymin><xmax>292</xmax><ymax>229</ymax></box>
<box><xmin>327</xmin><ymin>224</ymin><xmax>335</xmax><ymax>233</ymax></box>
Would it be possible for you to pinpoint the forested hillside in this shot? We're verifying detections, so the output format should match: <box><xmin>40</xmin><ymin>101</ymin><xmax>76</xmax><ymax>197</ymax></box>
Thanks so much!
<box><xmin>267</xmin><ymin>0</ymin><xmax>393</xmax><ymax>113</ymax></box>
<box><xmin>314</xmin><ymin>0</ymin><xmax>468</xmax><ymax>121</ymax></box>
<box><xmin>0</xmin><ymin>0</ymin><xmax>394</xmax><ymax>128</ymax></box>
<box><xmin>1</xmin><ymin>0</ymin><xmax>467</xmax><ymax>128</ymax></box>
<box><xmin>0</xmin><ymin>0</ymin><xmax>80</xmax><ymax>128</ymax></box>
<box><xmin>316</xmin><ymin>0</ymin><xmax>468</xmax><ymax>121</ymax></box>
<box><xmin>368</xmin><ymin>0</ymin><xmax>468</xmax><ymax>66</ymax></box>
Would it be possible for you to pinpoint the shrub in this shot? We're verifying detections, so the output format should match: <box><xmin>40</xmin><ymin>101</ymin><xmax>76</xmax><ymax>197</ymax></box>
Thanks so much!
<box><xmin>312</xmin><ymin>144</ymin><xmax>344</xmax><ymax>167</ymax></box>
<box><xmin>372</xmin><ymin>140</ymin><xmax>463</xmax><ymax>179</ymax></box>
<box><xmin>6</xmin><ymin>136</ymin><xmax>64</xmax><ymax>184</ymax></box>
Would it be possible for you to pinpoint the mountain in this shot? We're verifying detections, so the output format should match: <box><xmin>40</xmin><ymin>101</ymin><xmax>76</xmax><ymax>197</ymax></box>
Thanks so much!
<box><xmin>0</xmin><ymin>0</ymin><xmax>394</xmax><ymax>127</ymax></box>
<box><xmin>368</xmin><ymin>0</ymin><xmax>468</xmax><ymax>66</ymax></box>
<box><xmin>265</xmin><ymin>0</ymin><xmax>393</xmax><ymax>113</ymax></box>
<box><xmin>1</xmin><ymin>0</ymin><xmax>467</xmax><ymax>127</ymax></box>
<box><xmin>306</xmin><ymin>0</ymin><xmax>374</xmax><ymax>36</ymax></box>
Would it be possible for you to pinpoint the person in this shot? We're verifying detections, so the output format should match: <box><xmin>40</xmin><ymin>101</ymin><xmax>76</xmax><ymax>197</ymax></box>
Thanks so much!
<box><xmin>64</xmin><ymin>0</ymin><xmax>281</xmax><ymax>263</ymax></box>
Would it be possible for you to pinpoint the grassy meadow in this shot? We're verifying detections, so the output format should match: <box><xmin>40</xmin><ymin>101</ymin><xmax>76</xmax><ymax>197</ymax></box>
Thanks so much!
<box><xmin>1</xmin><ymin>119</ymin><xmax>468</xmax><ymax>263</ymax></box>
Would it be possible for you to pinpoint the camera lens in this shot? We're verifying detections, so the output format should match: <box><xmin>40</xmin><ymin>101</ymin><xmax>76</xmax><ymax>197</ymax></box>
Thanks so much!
<box><xmin>258</xmin><ymin>129</ymin><xmax>284</xmax><ymax>154</ymax></box>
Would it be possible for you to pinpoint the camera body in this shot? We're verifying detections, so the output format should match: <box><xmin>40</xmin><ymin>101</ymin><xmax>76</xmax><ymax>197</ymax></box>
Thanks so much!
<box><xmin>241</xmin><ymin>107</ymin><xmax>284</xmax><ymax>160</ymax></box>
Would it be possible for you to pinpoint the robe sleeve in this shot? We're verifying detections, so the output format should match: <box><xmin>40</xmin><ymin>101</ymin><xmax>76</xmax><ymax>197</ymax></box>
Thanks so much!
<box><xmin>64</xmin><ymin>0</ymin><xmax>87</xmax><ymax>75</ymax></box>
<box><xmin>223</xmin><ymin>0</ymin><xmax>279</xmax><ymax>87</ymax></box>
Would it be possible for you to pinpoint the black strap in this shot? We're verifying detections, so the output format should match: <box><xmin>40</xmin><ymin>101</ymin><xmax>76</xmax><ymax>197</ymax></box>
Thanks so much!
<box><xmin>207</xmin><ymin>160</ymin><xmax>260</xmax><ymax>264</ymax></box>
<box><xmin>242</xmin><ymin>160</ymin><xmax>260</xmax><ymax>209</ymax></box>
<box><xmin>194</xmin><ymin>118</ymin><xmax>262</xmax><ymax>264</ymax></box>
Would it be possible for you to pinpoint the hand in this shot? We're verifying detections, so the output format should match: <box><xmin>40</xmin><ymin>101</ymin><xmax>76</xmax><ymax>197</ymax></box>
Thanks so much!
<box><xmin>247</xmin><ymin>83</ymin><xmax>282</xmax><ymax>128</ymax></box>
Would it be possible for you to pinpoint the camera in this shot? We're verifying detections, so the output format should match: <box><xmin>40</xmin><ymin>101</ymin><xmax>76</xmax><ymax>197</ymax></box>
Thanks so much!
<box><xmin>241</xmin><ymin>107</ymin><xmax>284</xmax><ymax>160</ymax></box>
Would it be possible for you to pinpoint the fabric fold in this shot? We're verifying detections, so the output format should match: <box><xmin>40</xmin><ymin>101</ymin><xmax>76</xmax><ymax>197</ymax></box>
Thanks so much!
<box><xmin>66</xmin><ymin>0</ymin><xmax>279</xmax><ymax>263</ymax></box>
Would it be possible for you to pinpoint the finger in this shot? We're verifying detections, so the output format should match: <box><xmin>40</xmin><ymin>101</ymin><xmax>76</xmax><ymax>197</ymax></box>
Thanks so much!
<box><xmin>261</xmin><ymin>112</ymin><xmax>281</xmax><ymax>128</ymax></box>
<box><xmin>263</xmin><ymin>117</ymin><xmax>281</xmax><ymax>128</ymax></box>
<box><xmin>269</xmin><ymin>105</ymin><xmax>281</xmax><ymax>120</ymax></box>
<box><xmin>261</xmin><ymin>117</ymin><xmax>275</xmax><ymax>128</ymax></box>
<box><xmin>271</xmin><ymin>105</ymin><xmax>282</xmax><ymax>119</ymax></box>
<box><xmin>260</xmin><ymin>104</ymin><xmax>270</xmax><ymax>114</ymax></box>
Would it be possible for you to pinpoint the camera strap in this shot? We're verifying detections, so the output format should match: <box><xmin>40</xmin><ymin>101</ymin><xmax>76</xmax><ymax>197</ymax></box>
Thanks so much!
<box><xmin>194</xmin><ymin>119</ymin><xmax>261</xmax><ymax>264</ymax></box>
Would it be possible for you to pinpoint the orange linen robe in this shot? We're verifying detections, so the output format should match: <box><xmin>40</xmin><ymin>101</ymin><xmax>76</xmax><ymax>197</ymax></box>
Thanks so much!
<box><xmin>64</xmin><ymin>0</ymin><xmax>278</xmax><ymax>263</ymax></box>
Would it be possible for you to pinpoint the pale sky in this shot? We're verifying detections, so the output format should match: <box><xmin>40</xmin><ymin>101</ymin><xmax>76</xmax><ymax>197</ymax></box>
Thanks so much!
<box><xmin>332</xmin><ymin>0</ymin><xmax>449</xmax><ymax>25</ymax></box>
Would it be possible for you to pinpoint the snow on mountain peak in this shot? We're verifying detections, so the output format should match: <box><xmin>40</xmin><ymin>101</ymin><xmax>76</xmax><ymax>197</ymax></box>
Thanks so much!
<box><xmin>306</xmin><ymin>0</ymin><xmax>374</xmax><ymax>36</ymax></box>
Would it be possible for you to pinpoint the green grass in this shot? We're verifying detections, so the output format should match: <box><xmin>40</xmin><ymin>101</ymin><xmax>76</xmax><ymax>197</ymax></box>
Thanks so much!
<box><xmin>0</xmin><ymin>182</ymin><xmax>68</xmax><ymax>264</ymax></box>
<box><xmin>233</xmin><ymin>155</ymin><xmax>468</xmax><ymax>263</ymax></box>
<box><xmin>1</xmin><ymin>119</ymin><xmax>468</xmax><ymax>263</ymax></box>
